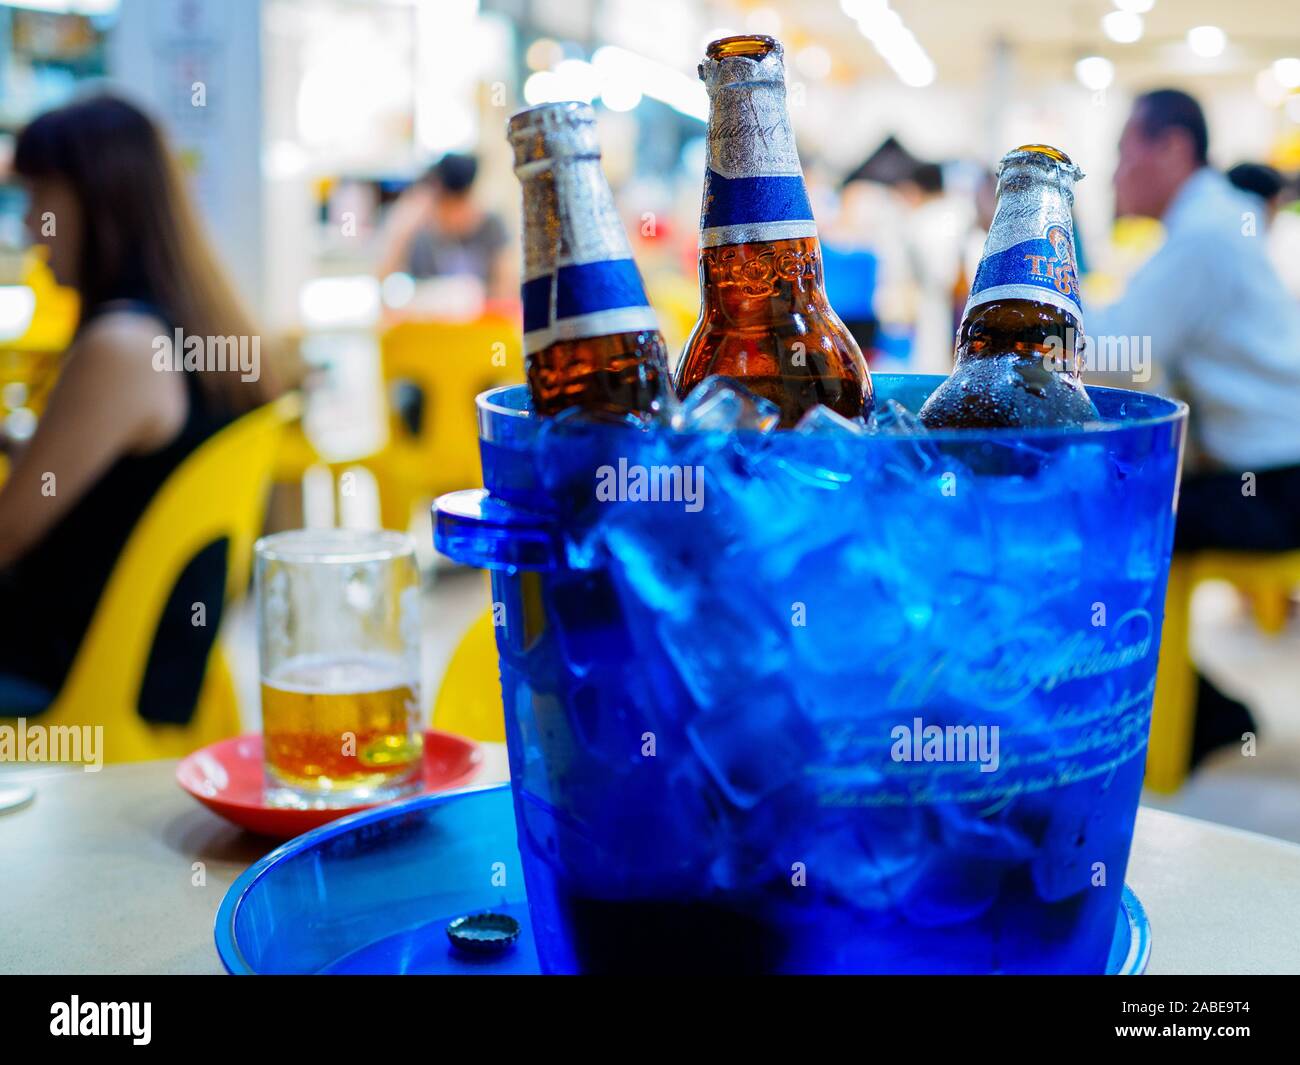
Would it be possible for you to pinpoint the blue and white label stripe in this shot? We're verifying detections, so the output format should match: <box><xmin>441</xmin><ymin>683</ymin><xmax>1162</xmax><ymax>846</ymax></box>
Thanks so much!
<box><xmin>700</xmin><ymin>171</ymin><xmax>817</xmax><ymax>248</ymax></box>
<box><xmin>966</xmin><ymin>234</ymin><xmax>1083</xmax><ymax>321</ymax></box>
<box><xmin>522</xmin><ymin>258</ymin><xmax>658</xmax><ymax>355</ymax></box>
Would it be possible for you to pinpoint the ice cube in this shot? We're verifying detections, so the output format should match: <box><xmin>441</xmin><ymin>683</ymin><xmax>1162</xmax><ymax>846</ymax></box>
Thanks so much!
<box><xmin>793</xmin><ymin>404</ymin><xmax>868</xmax><ymax>436</ymax></box>
<box><xmin>675</xmin><ymin>375</ymin><xmax>780</xmax><ymax>434</ymax></box>
<box><xmin>685</xmin><ymin>684</ymin><xmax>823</xmax><ymax>810</ymax></box>
<box><xmin>656</xmin><ymin>596</ymin><xmax>789</xmax><ymax>710</ymax></box>
<box><xmin>866</xmin><ymin>398</ymin><xmax>927</xmax><ymax>435</ymax></box>
<box><xmin>865</xmin><ymin>398</ymin><xmax>944</xmax><ymax>480</ymax></box>
<box><xmin>808</xmin><ymin>808</ymin><xmax>930</xmax><ymax>911</ymax></box>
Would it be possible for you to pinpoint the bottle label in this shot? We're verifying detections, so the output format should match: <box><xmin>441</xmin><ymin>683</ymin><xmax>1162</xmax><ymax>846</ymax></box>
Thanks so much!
<box><xmin>701</xmin><ymin>172</ymin><xmax>816</xmax><ymax>248</ymax></box>
<box><xmin>519</xmin><ymin>154</ymin><xmax>659</xmax><ymax>356</ymax></box>
<box><xmin>701</xmin><ymin>81</ymin><xmax>816</xmax><ymax>248</ymax></box>
<box><xmin>966</xmin><ymin>221</ymin><xmax>1082</xmax><ymax>320</ymax></box>
<box><xmin>522</xmin><ymin>259</ymin><xmax>657</xmax><ymax>356</ymax></box>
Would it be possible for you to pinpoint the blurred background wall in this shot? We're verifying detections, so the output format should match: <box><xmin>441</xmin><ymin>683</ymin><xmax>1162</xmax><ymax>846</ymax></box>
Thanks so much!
<box><xmin>1</xmin><ymin>0</ymin><xmax>1298</xmax><ymax>364</ymax></box>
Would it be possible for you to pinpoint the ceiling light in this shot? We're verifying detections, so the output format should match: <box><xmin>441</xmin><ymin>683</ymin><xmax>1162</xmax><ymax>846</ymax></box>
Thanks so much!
<box><xmin>1102</xmin><ymin>11</ymin><xmax>1143</xmax><ymax>44</ymax></box>
<box><xmin>1075</xmin><ymin>56</ymin><xmax>1115</xmax><ymax>92</ymax></box>
<box><xmin>1187</xmin><ymin>26</ymin><xmax>1226</xmax><ymax>59</ymax></box>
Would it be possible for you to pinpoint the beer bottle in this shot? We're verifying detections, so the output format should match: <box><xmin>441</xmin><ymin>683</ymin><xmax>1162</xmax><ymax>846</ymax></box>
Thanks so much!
<box><xmin>508</xmin><ymin>101</ymin><xmax>672</xmax><ymax>420</ymax></box>
<box><xmin>675</xmin><ymin>35</ymin><xmax>872</xmax><ymax>428</ymax></box>
<box><xmin>918</xmin><ymin>145</ymin><xmax>1099</xmax><ymax>429</ymax></box>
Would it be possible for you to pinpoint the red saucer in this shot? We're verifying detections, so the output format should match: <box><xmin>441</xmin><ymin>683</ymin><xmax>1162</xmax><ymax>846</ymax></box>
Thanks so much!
<box><xmin>176</xmin><ymin>730</ymin><xmax>483</xmax><ymax>839</ymax></box>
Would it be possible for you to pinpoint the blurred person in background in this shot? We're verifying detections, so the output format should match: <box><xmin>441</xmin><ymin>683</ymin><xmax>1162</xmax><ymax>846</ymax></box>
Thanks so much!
<box><xmin>895</xmin><ymin>161</ymin><xmax>970</xmax><ymax>374</ymax></box>
<box><xmin>1228</xmin><ymin>163</ymin><xmax>1300</xmax><ymax>303</ymax></box>
<box><xmin>1226</xmin><ymin>162</ymin><xmax>1288</xmax><ymax>229</ymax></box>
<box><xmin>950</xmin><ymin>168</ymin><xmax>997</xmax><ymax>333</ymax></box>
<box><xmin>1090</xmin><ymin>88</ymin><xmax>1300</xmax><ymax>766</ymax></box>
<box><xmin>375</xmin><ymin>151</ymin><xmax>513</xmax><ymax>302</ymax></box>
<box><xmin>0</xmin><ymin>95</ymin><xmax>270</xmax><ymax>716</ymax></box>
<box><xmin>813</xmin><ymin>167</ymin><xmax>881</xmax><ymax>358</ymax></box>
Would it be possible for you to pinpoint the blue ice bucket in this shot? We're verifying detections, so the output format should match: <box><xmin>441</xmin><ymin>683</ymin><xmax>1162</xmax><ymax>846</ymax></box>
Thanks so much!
<box><xmin>435</xmin><ymin>374</ymin><xmax>1186</xmax><ymax>974</ymax></box>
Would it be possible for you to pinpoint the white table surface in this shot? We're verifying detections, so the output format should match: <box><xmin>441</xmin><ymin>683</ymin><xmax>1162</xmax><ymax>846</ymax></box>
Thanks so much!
<box><xmin>2</xmin><ymin>752</ymin><xmax>1298</xmax><ymax>974</ymax></box>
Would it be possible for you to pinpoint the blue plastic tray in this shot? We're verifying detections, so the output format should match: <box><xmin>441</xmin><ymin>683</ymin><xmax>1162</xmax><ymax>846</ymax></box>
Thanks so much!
<box><xmin>215</xmin><ymin>783</ymin><xmax>1151</xmax><ymax>975</ymax></box>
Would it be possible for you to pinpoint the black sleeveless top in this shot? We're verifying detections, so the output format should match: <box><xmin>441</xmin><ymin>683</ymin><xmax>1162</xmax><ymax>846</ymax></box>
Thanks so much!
<box><xmin>0</xmin><ymin>301</ymin><xmax>234</xmax><ymax>720</ymax></box>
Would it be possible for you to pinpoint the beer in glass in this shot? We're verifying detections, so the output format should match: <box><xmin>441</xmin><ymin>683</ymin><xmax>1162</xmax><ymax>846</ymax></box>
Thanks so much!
<box><xmin>255</xmin><ymin>529</ymin><xmax>423</xmax><ymax>807</ymax></box>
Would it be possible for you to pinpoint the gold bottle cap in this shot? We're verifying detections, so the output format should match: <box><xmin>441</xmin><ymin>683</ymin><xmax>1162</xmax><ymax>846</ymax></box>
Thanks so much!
<box><xmin>706</xmin><ymin>34</ymin><xmax>780</xmax><ymax>61</ymax></box>
<box><xmin>998</xmin><ymin>143</ymin><xmax>1084</xmax><ymax>187</ymax></box>
<box><xmin>1013</xmin><ymin>143</ymin><xmax>1074</xmax><ymax>165</ymax></box>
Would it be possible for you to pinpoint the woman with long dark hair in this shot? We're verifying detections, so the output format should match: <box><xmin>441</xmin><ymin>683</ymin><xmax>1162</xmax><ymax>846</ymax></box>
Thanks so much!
<box><xmin>0</xmin><ymin>94</ymin><xmax>270</xmax><ymax>716</ymax></box>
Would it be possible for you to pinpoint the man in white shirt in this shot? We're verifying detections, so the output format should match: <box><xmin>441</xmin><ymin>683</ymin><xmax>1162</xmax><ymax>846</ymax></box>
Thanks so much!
<box><xmin>1090</xmin><ymin>90</ymin><xmax>1300</xmax><ymax>766</ymax></box>
<box><xmin>1094</xmin><ymin>90</ymin><xmax>1300</xmax><ymax>485</ymax></box>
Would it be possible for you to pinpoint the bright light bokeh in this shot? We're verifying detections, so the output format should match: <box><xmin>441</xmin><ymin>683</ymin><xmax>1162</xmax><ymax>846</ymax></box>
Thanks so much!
<box><xmin>852</xmin><ymin>2</ymin><xmax>935</xmax><ymax>88</ymax></box>
<box><xmin>1102</xmin><ymin>10</ymin><xmax>1143</xmax><ymax>44</ymax></box>
<box><xmin>1256</xmin><ymin>68</ymin><xmax>1288</xmax><ymax>107</ymax></box>
<box><xmin>1075</xmin><ymin>56</ymin><xmax>1115</xmax><ymax>92</ymax></box>
<box><xmin>0</xmin><ymin>287</ymin><xmax>37</xmax><ymax>342</ymax></box>
<box><xmin>552</xmin><ymin>59</ymin><xmax>601</xmax><ymax>104</ymax></box>
<box><xmin>592</xmin><ymin>45</ymin><xmax>709</xmax><ymax>120</ymax></box>
<box><xmin>1187</xmin><ymin>26</ymin><xmax>1227</xmax><ymax>59</ymax></box>
<box><xmin>523</xmin><ymin>71</ymin><xmax>559</xmax><ymax>106</ymax></box>
<box><xmin>796</xmin><ymin>44</ymin><xmax>833</xmax><ymax>80</ymax></box>
<box><xmin>1272</xmin><ymin>57</ymin><xmax>1300</xmax><ymax>89</ymax></box>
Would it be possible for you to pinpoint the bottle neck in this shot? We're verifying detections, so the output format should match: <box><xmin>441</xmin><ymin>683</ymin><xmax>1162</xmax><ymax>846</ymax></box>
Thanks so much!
<box><xmin>699</xmin><ymin>55</ymin><xmax>816</xmax><ymax>250</ymax></box>
<box><xmin>964</xmin><ymin>169</ymin><xmax>1082</xmax><ymax>331</ymax></box>
<box><xmin>517</xmin><ymin>154</ymin><xmax>656</xmax><ymax>356</ymax></box>
<box><xmin>518</xmin><ymin>154</ymin><xmax>629</xmax><ymax>286</ymax></box>
<box><xmin>696</xmin><ymin>54</ymin><xmax>827</xmax><ymax>323</ymax></box>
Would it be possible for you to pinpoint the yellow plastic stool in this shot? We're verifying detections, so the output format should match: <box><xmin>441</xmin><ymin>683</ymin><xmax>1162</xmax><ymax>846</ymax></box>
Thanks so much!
<box><xmin>432</xmin><ymin>605</ymin><xmax>506</xmax><ymax>743</ymax></box>
<box><xmin>1146</xmin><ymin>549</ymin><xmax>1300</xmax><ymax>793</ymax></box>
<box><xmin>33</xmin><ymin>394</ymin><xmax>299</xmax><ymax>764</ymax></box>
<box><xmin>1197</xmin><ymin>550</ymin><xmax>1300</xmax><ymax>637</ymax></box>
<box><xmin>1146</xmin><ymin>557</ymin><xmax>1197</xmax><ymax>794</ymax></box>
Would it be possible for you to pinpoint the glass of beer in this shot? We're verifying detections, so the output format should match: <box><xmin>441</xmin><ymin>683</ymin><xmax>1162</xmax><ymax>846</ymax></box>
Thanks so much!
<box><xmin>254</xmin><ymin>529</ymin><xmax>423</xmax><ymax>808</ymax></box>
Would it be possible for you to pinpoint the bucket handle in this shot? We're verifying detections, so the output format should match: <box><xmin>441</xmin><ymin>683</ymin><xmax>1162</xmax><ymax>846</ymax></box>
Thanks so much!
<box><xmin>433</xmin><ymin>489</ymin><xmax>562</xmax><ymax>572</ymax></box>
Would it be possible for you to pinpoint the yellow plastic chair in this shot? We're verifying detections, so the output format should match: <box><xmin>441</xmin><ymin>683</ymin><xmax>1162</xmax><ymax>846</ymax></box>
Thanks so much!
<box><xmin>34</xmin><ymin>394</ymin><xmax>299</xmax><ymax>764</ymax></box>
<box><xmin>432</xmin><ymin>603</ymin><xmax>506</xmax><ymax>743</ymax></box>
<box><xmin>364</xmin><ymin>318</ymin><xmax>523</xmax><ymax>532</ymax></box>
<box><xmin>1146</xmin><ymin>549</ymin><xmax>1300</xmax><ymax>793</ymax></box>
<box><xmin>0</xmin><ymin>250</ymin><xmax>79</xmax><ymax>417</ymax></box>
<box><xmin>2</xmin><ymin>247</ymin><xmax>79</xmax><ymax>352</ymax></box>
<box><xmin>0</xmin><ymin>253</ymin><xmax>77</xmax><ymax>421</ymax></box>
<box><xmin>431</xmin><ymin>565</ymin><xmax>556</xmax><ymax>744</ymax></box>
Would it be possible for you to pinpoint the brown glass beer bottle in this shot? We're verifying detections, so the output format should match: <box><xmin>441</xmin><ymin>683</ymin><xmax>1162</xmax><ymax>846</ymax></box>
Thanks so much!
<box><xmin>674</xmin><ymin>35</ymin><xmax>872</xmax><ymax>429</ymax></box>
<box><xmin>508</xmin><ymin>101</ymin><xmax>672</xmax><ymax>420</ymax></box>
<box><xmin>918</xmin><ymin>144</ymin><xmax>1099</xmax><ymax>429</ymax></box>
